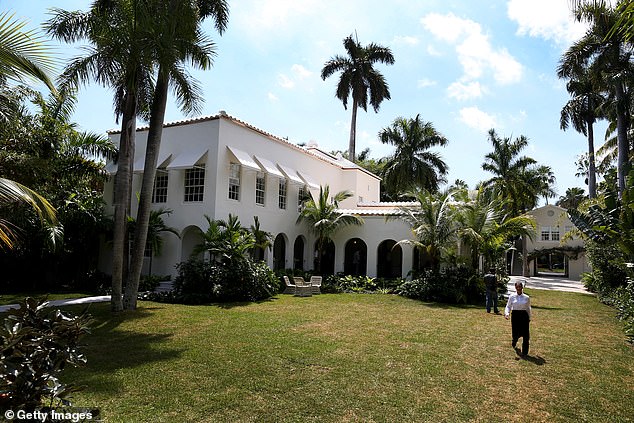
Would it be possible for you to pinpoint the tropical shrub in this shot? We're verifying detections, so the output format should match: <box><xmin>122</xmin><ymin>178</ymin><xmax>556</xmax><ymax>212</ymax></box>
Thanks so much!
<box><xmin>396</xmin><ymin>267</ymin><xmax>482</xmax><ymax>304</ymax></box>
<box><xmin>583</xmin><ymin>240</ymin><xmax>627</xmax><ymax>294</ymax></box>
<box><xmin>0</xmin><ymin>298</ymin><xmax>91</xmax><ymax>411</ymax></box>
<box><xmin>320</xmin><ymin>274</ymin><xmax>403</xmax><ymax>294</ymax></box>
<box><xmin>163</xmin><ymin>258</ymin><xmax>279</xmax><ymax>304</ymax></box>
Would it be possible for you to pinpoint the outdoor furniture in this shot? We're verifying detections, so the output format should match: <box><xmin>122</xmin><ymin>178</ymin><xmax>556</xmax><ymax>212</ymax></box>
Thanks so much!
<box><xmin>310</xmin><ymin>276</ymin><xmax>322</xmax><ymax>294</ymax></box>
<box><xmin>293</xmin><ymin>276</ymin><xmax>312</xmax><ymax>297</ymax></box>
<box><xmin>282</xmin><ymin>276</ymin><xmax>296</xmax><ymax>295</ymax></box>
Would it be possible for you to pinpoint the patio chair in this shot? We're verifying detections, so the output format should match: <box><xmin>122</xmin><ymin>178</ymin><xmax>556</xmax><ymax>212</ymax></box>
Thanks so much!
<box><xmin>282</xmin><ymin>276</ymin><xmax>296</xmax><ymax>295</ymax></box>
<box><xmin>310</xmin><ymin>276</ymin><xmax>322</xmax><ymax>294</ymax></box>
<box><xmin>293</xmin><ymin>276</ymin><xmax>312</xmax><ymax>297</ymax></box>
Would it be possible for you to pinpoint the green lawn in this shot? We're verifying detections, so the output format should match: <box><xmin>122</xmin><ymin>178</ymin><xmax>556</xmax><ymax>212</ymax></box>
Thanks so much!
<box><xmin>32</xmin><ymin>290</ymin><xmax>634</xmax><ymax>422</ymax></box>
<box><xmin>0</xmin><ymin>292</ymin><xmax>93</xmax><ymax>306</ymax></box>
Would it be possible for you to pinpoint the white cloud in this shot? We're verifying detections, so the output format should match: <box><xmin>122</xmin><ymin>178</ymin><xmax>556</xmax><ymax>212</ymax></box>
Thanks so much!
<box><xmin>459</xmin><ymin>107</ymin><xmax>497</xmax><ymax>132</ymax></box>
<box><xmin>393</xmin><ymin>35</ymin><xmax>420</xmax><ymax>46</ymax></box>
<box><xmin>426</xmin><ymin>45</ymin><xmax>442</xmax><ymax>56</ymax></box>
<box><xmin>291</xmin><ymin>64</ymin><xmax>312</xmax><ymax>79</ymax></box>
<box><xmin>447</xmin><ymin>81</ymin><xmax>483</xmax><ymax>101</ymax></box>
<box><xmin>268</xmin><ymin>92</ymin><xmax>279</xmax><ymax>102</ymax></box>
<box><xmin>417</xmin><ymin>78</ymin><xmax>437</xmax><ymax>89</ymax></box>
<box><xmin>421</xmin><ymin>12</ymin><xmax>523</xmax><ymax>86</ymax></box>
<box><xmin>277</xmin><ymin>74</ymin><xmax>295</xmax><ymax>89</ymax></box>
<box><xmin>507</xmin><ymin>0</ymin><xmax>588</xmax><ymax>45</ymax></box>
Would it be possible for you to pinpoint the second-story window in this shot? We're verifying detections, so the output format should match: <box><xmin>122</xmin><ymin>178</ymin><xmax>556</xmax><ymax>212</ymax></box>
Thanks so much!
<box><xmin>184</xmin><ymin>165</ymin><xmax>205</xmax><ymax>202</ymax></box>
<box><xmin>229</xmin><ymin>162</ymin><xmax>241</xmax><ymax>201</ymax></box>
<box><xmin>255</xmin><ymin>172</ymin><xmax>265</xmax><ymax>205</ymax></box>
<box><xmin>152</xmin><ymin>170</ymin><xmax>168</xmax><ymax>203</ymax></box>
<box><xmin>298</xmin><ymin>185</ymin><xmax>308</xmax><ymax>212</ymax></box>
<box><xmin>278</xmin><ymin>179</ymin><xmax>287</xmax><ymax>209</ymax></box>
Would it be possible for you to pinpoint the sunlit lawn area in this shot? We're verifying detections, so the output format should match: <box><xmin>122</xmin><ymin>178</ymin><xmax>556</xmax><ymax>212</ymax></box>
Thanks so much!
<box><xmin>23</xmin><ymin>290</ymin><xmax>634</xmax><ymax>422</ymax></box>
<box><xmin>0</xmin><ymin>292</ymin><xmax>92</xmax><ymax>306</ymax></box>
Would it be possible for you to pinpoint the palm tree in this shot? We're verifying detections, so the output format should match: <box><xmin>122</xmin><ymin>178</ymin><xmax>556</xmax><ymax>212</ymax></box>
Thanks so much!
<box><xmin>194</xmin><ymin>214</ymin><xmax>255</xmax><ymax>265</ymax></box>
<box><xmin>558</xmin><ymin>70</ymin><xmax>604</xmax><ymax>198</ymax></box>
<box><xmin>126</xmin><ymin>0</ymin><xmax>229</xmax><ymax>310</ymax></box>
<box><xmin>296</xmin><ymin>185</ymin><xmax>363</xmax><ymax>274</ymax></box>
<box><xmin>46</xmin><ymin>0</ymin><xmax>154</xmax><ymax>311</ymax></box>
<box><xmin>393</xmin><ymin>189</ymin><xmax>459</xmax><ymax>272</ymax></box>
<box><xmin>481</xmin><ymin>129</ymin><xmax>539</xmax><ymax>217</ymax></box>
<box><xmin>379</xmin><ymin>114</ymin><xmax>449</xmax><ymax>196</ymax></box>
<box><xmin>563</xmin><ymin>1</ymin><xmax>633</xmax><ymax>196</ymax></box>
<box><xmin>557</xmin><ymin>187</ymin><xmax>588</xmax><ymax>210</ymax></box>
<box><xmin>250</xmin><ymin>216</ymin><xmax>272</xmax><ymax>261</ymax></box>
<box><xmin>321</xmin><ymin>34</ymin><xmax>394</xmax><ymax>162</ymax></box>
<box><xmin>455</xmin><ymin>188</ymin><xmax>535</xmax><ymax>271</ymax></box>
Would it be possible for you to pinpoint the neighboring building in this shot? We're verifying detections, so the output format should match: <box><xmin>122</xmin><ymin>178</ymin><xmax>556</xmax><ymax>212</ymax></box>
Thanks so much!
<box><xmin>508</xmin><ymin>204</ymin><xmax>589</xmax><ymax>280</ymax></box>
<box><xmin>99</xmin><ymin>112</ymin><xmax>415</xmax><ymax>279</ymax></box>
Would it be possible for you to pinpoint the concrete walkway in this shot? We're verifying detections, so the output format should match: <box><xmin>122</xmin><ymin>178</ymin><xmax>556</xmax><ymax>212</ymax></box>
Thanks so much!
<box><xmin>507</xmin><ymin>275</ymin><xmax>592</xmax><ymax>295</ymax></box>
<box><xmin>0</xmin><ymin>295</ymin><xmax>111</xmax><ymax>313</ymax></box>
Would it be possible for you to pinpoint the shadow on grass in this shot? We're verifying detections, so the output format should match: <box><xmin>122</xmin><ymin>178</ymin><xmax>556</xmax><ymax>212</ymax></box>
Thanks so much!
<box><xmin>514</xmin><ymin>347</ymin><xmax>547</xmax><ymax>365</ymax></box>
<box><xmin>532</xmin><ymin>305</ymin><xmax>564</xmax><ymax>311</ymax></box>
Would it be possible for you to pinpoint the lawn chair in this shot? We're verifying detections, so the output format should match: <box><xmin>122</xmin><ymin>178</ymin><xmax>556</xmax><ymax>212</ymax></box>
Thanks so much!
<box><xmin>293</xmin><ymin>277</ymin><xmax>312</xmax><ymax>297</ymax></box>
<box><xmin>310</xmin><ymin>276</ymin><xmax>322</xmax><ymax>294</ymax></box>
<box><xmin>282</xmin><ymin>276</ymin><xmax>296</xmax><ymax>295</ymax></box>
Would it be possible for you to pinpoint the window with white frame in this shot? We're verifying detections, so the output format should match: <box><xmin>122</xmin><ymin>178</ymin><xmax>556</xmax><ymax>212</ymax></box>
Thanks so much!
<box><xmin>298</xmin><ymin>185</ymin><xmax>308</xmax><ymax>212</ymax></box>
<box><xmin>541</xmin><ymin>226</ymin><xmax>560</xmax><ymax>241</ymax></box>
<box><xmin>541</xmin><ymin>226</ymin><xmax>551</xmax><ymax>241</ymax></box>
<box><xmin>228</xmin><ymin>163</ymin><xmax>241</xmax><ymax>201</ymax></box>
<box><xmin>255</xmin><ymin>172</ymin><xmax>265</xmax><ymax>205</ymax></box>
<box><xmin>152</xmin><ymin>170</ymin><xmax>168</xmax><ymax>203</ymax></box>
<box><xmin>184</xmin><ymin>165</ymin><xmax>205</xmax><ymax>202</ymax></box>
<box><xmin>279</xmin><ymin>179</ymin><xmax>287</xmax><ymax>209</ymax></box>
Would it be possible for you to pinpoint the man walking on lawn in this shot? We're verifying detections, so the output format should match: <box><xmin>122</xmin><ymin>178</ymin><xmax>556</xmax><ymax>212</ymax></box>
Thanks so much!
<box><xmin>484</xmin><ymin>267</ymin><xmax>499</xmax><ymax>314</ymax></box>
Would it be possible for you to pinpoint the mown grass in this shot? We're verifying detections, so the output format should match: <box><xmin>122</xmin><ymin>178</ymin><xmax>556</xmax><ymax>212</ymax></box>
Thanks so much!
<box><xmin>0</xmin><ymin>292</ymin><xmax>92</xmax><ymax>306</ymax></box>
<box><xmin>31</xmin><ymin>290</ymin><xmax>634</xmax><ymax>422</ymax></box>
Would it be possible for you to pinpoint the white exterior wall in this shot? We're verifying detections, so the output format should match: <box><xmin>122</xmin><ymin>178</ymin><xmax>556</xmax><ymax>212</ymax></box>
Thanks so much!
<box><xmin>526</xmin><ymin>204</ymin><xmax>588</xmax><ymax>280</ymax></box>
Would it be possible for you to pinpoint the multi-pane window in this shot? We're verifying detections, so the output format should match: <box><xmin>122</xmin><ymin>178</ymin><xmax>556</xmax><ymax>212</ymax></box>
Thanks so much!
<box><xmin>541</xmin><ymin>226</ymin><xmax>560</xmax><ymax>241</ymax></box>
<box><xmin>279</xmin><ymin>179</ymin><xmax>287</xmax><ymax>209</ymax></box>
<box><xmin>255</xmin><ymin>172</ymin><xmax>265</xmax><ymax>205</ymax></box>
<box><xmin>298</xmin><ymin>185</ymin><xmax>308</xmax><ymax>212</ymax></box>
<box><xmin>184</xmin><ymin>165</ymin><xmax>205</xmax><ymax>202</ymax></box>
<box><xmin>152</xmin><ymin>170</ymin><xmax>168</xmax><ymax>203</ymax></box>
<box><xmin>228</xmin><ymin>163</ymin><xmax>241</xmax><ymax>200</ymax></box>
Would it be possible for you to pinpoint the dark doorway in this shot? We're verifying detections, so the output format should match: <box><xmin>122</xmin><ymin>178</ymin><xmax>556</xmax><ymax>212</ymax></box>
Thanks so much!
<box><xmin>273</xmin><ymin>234</ymin><xmax>286</xmax><ymax>271</ymax></box>
<box><xmin>314</xmin><ymin>239</ymin><xmax>335</xmax><ymax>275</ymax></box>
<box><xmin>344</xmin><ymin>238</ymin><xmax>367</xmax><ymax>276</ymax></box>
<box><xmin>293</xmin><ymin>236</ymin><xmax>305</xmax><ymax>271</ymax></box>
<box><xmin>377</xmin><ymin>240</ymin><xmax>402</xmax><ymax>279</ymax></box>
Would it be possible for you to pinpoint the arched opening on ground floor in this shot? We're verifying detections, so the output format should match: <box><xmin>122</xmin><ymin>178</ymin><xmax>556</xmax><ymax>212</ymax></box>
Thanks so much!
<box><xmin>293</xmin><ymin>236</ymin><xmax>306</xmax><ymax>271</ymax></box>
<box><xmin>273</xmin><ymin>233</ymin><xmax>287</xmax><ymax>271</ymax></box>
<box><xmin>344</xmin><ymin>238</ymin><xmax>367</xmax><ymax>276</ymax></box>
<box><xmin>534</xmin><ymin>251</ymin><xmax>568</xmax><ymax>277</ymax></box>
<box><xmin>314</xmin><ymin>239</ymin><xmax>335</xmax><ymax>275</ymax></box>
<box><xmin>181</xmin><ymin>226</ymin><xmax>203</xmax><ymax>262</ymax></box>
<box><xmin>377</xmin><ymin>240</ymin><xmax>402</xmax><ymax>279</ymax></box>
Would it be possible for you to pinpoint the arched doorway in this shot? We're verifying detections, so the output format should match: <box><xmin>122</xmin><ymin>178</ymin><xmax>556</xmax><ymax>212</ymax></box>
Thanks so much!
<box><xmin>377</xmin><ymin>240</ymin><xmax>402</xmax><ymax>279</ymax></box>
<box><xmin>344</xmin><ymin>238</ymin><xmax>367</xmax><ymax>276</ymax></box>
<box><xmin>314</xmin><ymin>239</ymin><xmax>335</xmax><ymax>275</ymax></box>
<box><xmin>293</xmin><ymin>236</ymin><xmax>305</xmax><ymax>271</ymax></box>
<box><xmin>181</xmin><ymin>226</ymin><xmax>203</xmax><ymax>261</ymax></box>
<box><xmin>534</xmin><ymin>251</ymin><xmax>568</xmax><ymax>277</ymax></box>
<box><xmin>273</xmin><ymin>234</ymin><xmax>286</xmax><ymax>271</ymax></box>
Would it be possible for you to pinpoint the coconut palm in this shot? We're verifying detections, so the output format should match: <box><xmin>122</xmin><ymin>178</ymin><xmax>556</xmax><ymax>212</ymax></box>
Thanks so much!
<box><xmin>557</xmin><ymin>187</ymin><xmax>588</xmax><ymax>210</ymax></box>
<box><xmin>562</xmin><ymin>1</ymin><xmax>633</xmax><ymax>195</ymax></box>
<box><xmin>126</xmin><ymin>0</ymin><xmax>229</xmax><ymax>310</ymax></box>
<box><xmin>481</xmin><ymin>129</ymin><xmax>540</xmax><ymax>217</ymax></box>
<box><xmin>250</xmin><ymin>216</ymin><xmax>272</xmax><ymax>261</ymax></box>
<box><xmin>194</xmin><ymin>214</ymin><xmax>255</xmax><ymax>265</ymax></box>
<box><xmin>393</xmin><ymin>189</ymin><xmax>459</xmax><ymax>272</ymax></box>
<box><xmin>379</xmin><ymin>114</ymin><xmax>449</xmax><ymax>196</ymax></box>
<box><xmin>321</xmin><ymin>34</ymin><xmax>394</xmax><ymax>162</ymax></box>
<box><xmin>456</xmin><ymin>188</ymin><xmax>535</xmax><ymax>271</ymax></box>
<box><xmin>296</xmin><ymin>185</ymin><xmax>363</xmax><ymax>274</ymax></box>
<box><xmin>46</xmin><ymin>0</ymin><xmax>154</xmax><ymax>311</ymax></box>
<box><xmin>558</xmin><ymin>70</ymin><xmax>604</xmax><ymax>198</ymax></box>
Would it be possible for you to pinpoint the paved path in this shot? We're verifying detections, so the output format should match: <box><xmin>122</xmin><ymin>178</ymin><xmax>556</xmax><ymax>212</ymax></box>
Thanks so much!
<box><xmin>0</xmin><ymin>295</ymin><xmax>111</xmax><ymax>313</ymax></box>
<box><xmin>507</xmin><ymin>275</ymin><xmax>592</xmax><ymax>295</ymax></box>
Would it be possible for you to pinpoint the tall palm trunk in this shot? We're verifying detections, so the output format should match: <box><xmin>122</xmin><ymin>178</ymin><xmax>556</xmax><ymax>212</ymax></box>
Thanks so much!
<box><xmin>586</xmin><ymin>119</ymin><xmax>597</xmax><ymax>198</ymax></box>
<box><xmin>348</xmin><ymin>97</ymin><xmax>358</xmax><ymax>162</ymax></box>
<box><xmin>125</xmin><ymin>70</ymin><xmax>169</xmax><ymax>310</ymax></box>
<box><xmin>111</xmin><ymin>90</ymin><xmax>137</xmax><ymax>312</ymax></box>
<box><xmin>615</xmin><ymin>81</ymin><xmax>629</xmax><ymax>197</ymax></box>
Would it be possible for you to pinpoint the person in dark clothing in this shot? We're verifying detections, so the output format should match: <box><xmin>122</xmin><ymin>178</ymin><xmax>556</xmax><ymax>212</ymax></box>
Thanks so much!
<box><xmin>484</xmin><ymin>267</ymin><xmax>499</xmax><ymax>314</ymax></box>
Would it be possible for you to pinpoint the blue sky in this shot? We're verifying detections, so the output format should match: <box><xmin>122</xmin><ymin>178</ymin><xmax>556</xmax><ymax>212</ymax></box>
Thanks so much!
<box><xmin>4</xmin><ymin>0</ymin><xmax>603</xmax><ymax>199</ymax></box>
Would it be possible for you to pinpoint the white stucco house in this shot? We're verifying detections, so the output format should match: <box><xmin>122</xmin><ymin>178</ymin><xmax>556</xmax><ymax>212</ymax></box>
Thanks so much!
<box><xmin>509</xmin><ymin>204</ymin><xmax>590</xmax><ymax>280</ymax></box>
<box><xmin>99</xmin><ymin>112</ymin><xmax>415</xmax><ymax>280</ymax></box>
<box><xmin>98</xmin><ymin>113</ymin><xmax>589</xmax><ymax>281</ymax></box>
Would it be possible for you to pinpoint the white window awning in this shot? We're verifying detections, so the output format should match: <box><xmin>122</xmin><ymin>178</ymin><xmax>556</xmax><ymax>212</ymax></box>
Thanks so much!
<box><xmin>133</xmin><ymin>151</ymin><xmax>173</xmax><ymax>173</ymax></box>
<box><xmin>253</xmin><ymin>155</ymin><xmax>284</xmax><ymax>179</ymax></box>
<box><xmin>166</xmin><ymin>148</ymin><xmax>208</xmax><ymax>170</ymax></box>
<box><xmin>277</xmin><ymin>164</ymin><xmax>304</xmax><ymax>185</ymax></box>
<box><xmin>227</xmin><ymin>146</ymin><xmax>262</xmax><ymax>172</ymax></box>
<box><xmin>297</xmin><ymin>171</ymin><xmax>320</xmax><ymax>189</ymax></box>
